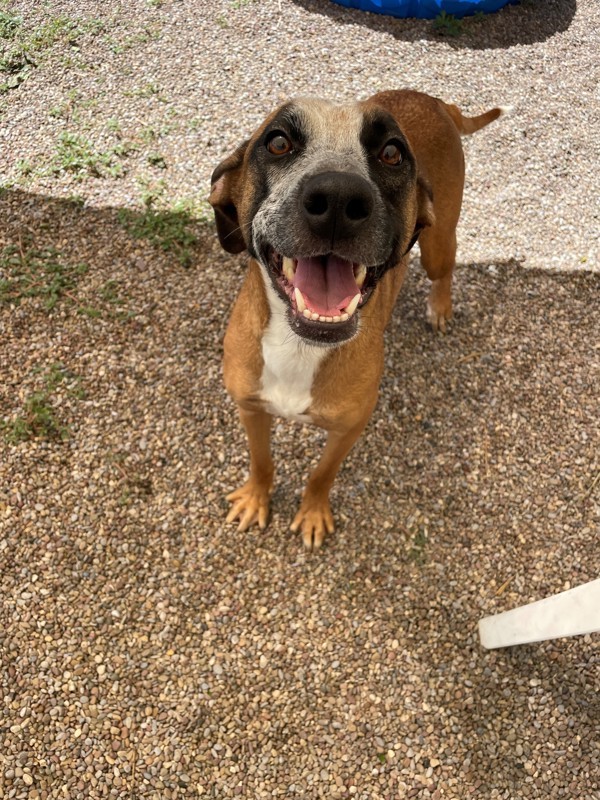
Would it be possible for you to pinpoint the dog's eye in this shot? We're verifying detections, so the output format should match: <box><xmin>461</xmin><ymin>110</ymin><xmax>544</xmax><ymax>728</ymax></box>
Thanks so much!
<box><xmin>266</xmin><ymin>131</ymin><xmax>293</xmax><ymax>156</ymax></box>
<box><xmin>379</xmin><ymin>141</ymin><xmax>403</xmax><ymax>166</ymax></box>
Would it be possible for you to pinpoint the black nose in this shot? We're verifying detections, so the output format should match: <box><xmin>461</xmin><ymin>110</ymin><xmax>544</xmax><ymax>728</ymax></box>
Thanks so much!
<box><xmin>300</xmin><ymin>171</ymin><xmax>374</xmax><ymax>243</ymax></box>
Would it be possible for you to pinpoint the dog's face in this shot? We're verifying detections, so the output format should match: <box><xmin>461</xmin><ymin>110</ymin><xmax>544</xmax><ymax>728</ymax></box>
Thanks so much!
<box><xmin>210</xmin><ymin>97</ymin><xmax>433</xmax><ymax>345</ymax></box>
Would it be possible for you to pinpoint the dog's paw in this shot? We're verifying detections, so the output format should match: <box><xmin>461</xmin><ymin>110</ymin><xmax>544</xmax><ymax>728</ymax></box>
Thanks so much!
<box><xmin>290</xmin><ymin>499</ymin><xmax>335</xmax><ymax>550</ymax></box>
<box><xmin>225</xmin><ymin>481</ymin><xmax>271</xmax><ymax>532</ymax></box>
<box><xmin>426</xmin><ymin>294</ymin><xmax>452</xmax><ymax>333</ymax></box>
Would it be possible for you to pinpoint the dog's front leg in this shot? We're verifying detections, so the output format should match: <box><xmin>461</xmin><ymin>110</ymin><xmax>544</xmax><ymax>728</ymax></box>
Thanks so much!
<box><xmin>226</xmin><ymin>407</ymin><xmax>274</xmax><ymax>532</ymax></box>
<box><xmin>291</xmin><ymin>420</ymin><xmax>367</xmax><ymax>550</ymax></box>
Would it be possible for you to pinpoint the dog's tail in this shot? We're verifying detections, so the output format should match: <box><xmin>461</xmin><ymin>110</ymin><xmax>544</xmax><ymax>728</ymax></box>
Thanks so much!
<box><xmin>444</xmin><ymin>103</ymin><xmax>512</xmax><ymax>136</ymax></box>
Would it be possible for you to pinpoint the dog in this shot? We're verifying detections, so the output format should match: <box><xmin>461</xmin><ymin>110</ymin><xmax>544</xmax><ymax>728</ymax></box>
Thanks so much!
<box><xmin>209</xmin><ymin>89</ymin><xmax>504</xmax><ymax>549</ymax></box>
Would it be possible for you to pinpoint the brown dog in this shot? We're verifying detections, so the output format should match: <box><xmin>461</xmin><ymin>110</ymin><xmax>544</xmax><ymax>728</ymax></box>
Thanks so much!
<box><xmin>209</xmin><ymin>89</ymin><xmax>504</xmax><ymax>548</ymax></box>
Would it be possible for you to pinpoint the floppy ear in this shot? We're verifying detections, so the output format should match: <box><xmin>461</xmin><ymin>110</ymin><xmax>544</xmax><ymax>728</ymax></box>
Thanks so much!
<box><xmin>209</xmin><ymin>140</ymin><xmax>249</xmax><ymax>254</ymax></box>
<box><xmin>416</xmin><ymin>176</ymin><xmax>435</xmax><ymax>230</ymax></box>
<box><xmin>404</xmin><ymin>176</ymin><xmax>435</xmax><ymax>255</ymax></box>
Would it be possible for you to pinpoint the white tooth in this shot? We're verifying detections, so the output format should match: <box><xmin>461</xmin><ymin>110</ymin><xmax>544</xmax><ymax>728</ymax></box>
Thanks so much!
<box><xmin>344</xmin><ymin>293</ymin><xmax>361</xmax><ymax>317</ymax></box>
<box><xmin>333</xmin><ymin>315</ymin><xmax>341</xmax><ymax>323</ymax></box>
<box><xmin>303</xmin><ymin>309</ymin><xmax>311</xmax><ymax>319</ymax></box>
<box><xmin>354</xmin><ymin>264</ymin><xmax>367</xmax><ymax>288</ymax></box>
<box><xmin>294</xmin><ymin>287</ymin><xmax>306</xmax><ymax>313</ymax></box>
<box><xmin>325</xmin><ymin>316</ymin><xmax>333</xmax><ymax>323</ymax></box>
<box><xmin>318</xmin><ymin>315</ymin><xmax>327</xmax><ymax>322</ymax></box>
<box><xmin>282</xmin><ymin>256</ymin><xmax>296</xmax><ymax>282</ymax></box>
<box><xmin>311</xmin><ymin>312</ymin><xmax>319</xmax><ymax>321</ymax></box>
<box><xmin>341</xmin><ymin>312</ymin><xmax>349</xmax><ymax>322</ymax></box>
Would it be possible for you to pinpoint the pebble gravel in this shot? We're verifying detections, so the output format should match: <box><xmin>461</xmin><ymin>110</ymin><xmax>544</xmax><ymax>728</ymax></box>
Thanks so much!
<box><xmin>1</xmin><ymin>1</ymin><xmax>599</xmax><ymax>798</ymax></box>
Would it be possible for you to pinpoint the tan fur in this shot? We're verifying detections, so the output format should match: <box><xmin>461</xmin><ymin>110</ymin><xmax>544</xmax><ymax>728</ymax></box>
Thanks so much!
<box><xmin>211</xmin><ymin>89</ymin><xmax>503</xmax><ymax>548</ymax></box>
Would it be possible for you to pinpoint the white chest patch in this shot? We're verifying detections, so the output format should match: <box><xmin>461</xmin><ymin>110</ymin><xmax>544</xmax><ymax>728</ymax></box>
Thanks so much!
<box><xmin>259</xmin><ymin>293</ymin><xmax>327</xmax><ymax>422</ymax></box>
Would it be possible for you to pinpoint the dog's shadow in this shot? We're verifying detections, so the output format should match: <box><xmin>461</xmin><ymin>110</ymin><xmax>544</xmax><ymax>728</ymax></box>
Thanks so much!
<box><xmin>289</xmin><ymin>0</ymin><xmax>577</xmax><ymax>49</ymax></box>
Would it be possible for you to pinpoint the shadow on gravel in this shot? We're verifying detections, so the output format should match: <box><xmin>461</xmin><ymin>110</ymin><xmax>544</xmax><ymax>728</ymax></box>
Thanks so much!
<box><xmin>291</xmin><ymin>0</ymin><xmax>577</xmax><ymax>49</ymax></box>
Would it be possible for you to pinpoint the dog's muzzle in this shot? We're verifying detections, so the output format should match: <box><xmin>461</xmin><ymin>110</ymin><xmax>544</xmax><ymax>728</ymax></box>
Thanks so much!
<box><xmin>257</xmin><ymin>170</ymin><xmax>400</xmax><ymax>345</ymax></box>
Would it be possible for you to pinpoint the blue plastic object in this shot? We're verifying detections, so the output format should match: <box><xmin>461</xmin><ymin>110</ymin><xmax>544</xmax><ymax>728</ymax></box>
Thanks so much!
<box><xmin>330</xmin><ymin>0</ymin><xmax>518</xmax><ymax>20</ymax></box>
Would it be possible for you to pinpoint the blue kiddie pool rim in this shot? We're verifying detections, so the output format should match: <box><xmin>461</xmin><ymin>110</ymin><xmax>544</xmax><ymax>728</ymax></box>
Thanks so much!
<box><xmin>329</xmin><ymin>0</ymin><xmax>519</xmax><ymax>20</ymax></box>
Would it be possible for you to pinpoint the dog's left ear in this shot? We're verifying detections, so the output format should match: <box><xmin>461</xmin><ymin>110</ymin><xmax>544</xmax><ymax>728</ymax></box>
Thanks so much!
<box><xmin>209</xmin><ymin>140</ymin><xmax>249</xmax><ymax>254</ymax></box>
<box><xmin>405</xmin><ymin>177</ymin><xmax>435</xmax><ymax>255</ymax></box>
<box><xmin>416</xmin><ymin>176</ymin><xmax>435</xmax><ymax>230</ymax></box>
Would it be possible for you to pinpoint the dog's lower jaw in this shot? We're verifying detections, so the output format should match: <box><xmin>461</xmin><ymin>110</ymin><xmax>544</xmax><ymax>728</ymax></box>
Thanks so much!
<box><xmin>257</xmin><ymin>257</ymin><xmax>362</xmax><ymax>347</ymax></box>
<box><xmin>255</xmin><ymin>247</ymin><xmax>375</xmax><ymax>345</ymax></box>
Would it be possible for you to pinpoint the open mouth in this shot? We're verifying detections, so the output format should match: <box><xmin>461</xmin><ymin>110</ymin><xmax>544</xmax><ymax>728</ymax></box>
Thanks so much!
<box><xmin>265</xmin><ymin>248</ymin><xmax>377</xmax><ymax>343</ymax></box>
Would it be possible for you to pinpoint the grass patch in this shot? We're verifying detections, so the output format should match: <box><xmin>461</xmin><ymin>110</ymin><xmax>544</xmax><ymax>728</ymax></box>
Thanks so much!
<box><xmin>0</xmin><ymin>240</ymin><xmax>88</xmax><ymax>309</ymax></box>
<box><xmin>15</xmin><ymin>158</ymin><xmax>33</xmax><ymax>176</ymax></box>
<box><xmin>0</xmin><ymin>10</ymin><xmax>21</xmax><ymax>40</ymax></box>
<box><xmin>49</xmin><ymin>89</ymin><xmax>81</xmax><ymax>122</ymax></box>
<box><xmin>1</xmin><ymin>12</ymin><xmax>104</xmax><ymax>92</ymax></box>
<box><xmin>77</xmin><ymin>278</ymin><xmax>130</xmax><ymax>320</ymax></box>
<box><xmin>1</xmin><ymin>363</ymin><xmax>84</xmax><ymax>444</ymax></box>
<box><xmin>407</xmin><ymin>528</ymin><xmax>428</xmax><ymax>566</ymax></box>
<box><xmin>51</xmin><ymin>131</ymin><xmax>135</xmax><ymax>179</ymax></box>
<box><xmin>126</xmin><ymin>81</ymin><xmax>167</xmax><ymax>101</ymax></box>
<box><xmin>117</xmin><ymin>184</ymin><xmax>206</xmax><ymax>267</ymax></box>
<box><xmin>0</xmin><ymin>235</ymin><xmax>135</xmax><ymax>318</ymax></box>
<box><xmin>98</xmin><ymin>278</ymin><xmax>124</xmax><ymax>306</ymax></box>
<box><xmin>432</xmin><ymin>11</ymin><xmax>463</xmax><ymax>37</ymax></box>
<box><xmin>147</xmin><ymin>152</ymin><xmax>167</xmax><ymax>169</ymax></box>
<box><xmin>118</xmin><ymin>205</ymin><xmax>198</xmax><ymax>267</ymax></box>
<box><xmin>104</xmin><ymin>22</ymin><xmax>162</xmax><ymax>54</ymax></box>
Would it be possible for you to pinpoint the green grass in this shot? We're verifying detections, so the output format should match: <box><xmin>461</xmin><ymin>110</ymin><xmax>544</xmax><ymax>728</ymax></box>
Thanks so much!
<box><xmin>126</xmin><ymin>81</ymin><xmax>167</xmax><ymax>101</ymax></box>
<box><xmin>49</xmin><ymin>89</ymin><xmax>81</xmax><ymax>121</ymax></box>
<box><xmin>106</xmin><ymin>117</ymin><xmax>121</xmax><ymax>133</ymax></box>
<box><xmin>432</xmin><ymin>11</ymin><xmax>463</xmax><ymax>37</ymax></box>
<box><xmin>147</xmin><ymin>152</ymin><xmax>167</xmax><ymax>169</ymax></box>
<box><xmin>0</xmin><ymin>10</ymin><xmax>21</xmax><ymax>40</ymax></box>
<box><xmin>15</xmin><ymin>158</ymin><xmax>33</xmax><ymax>176</ymax></box>
<box><xmin>118</xmin><ymin>204</ymin><xmax>199</xmax><ymax>267</ymax></box>
<box><xmin>67</xmin><ymin>193</ymin><xmax>86</xmax><ymax>208</ymax></box>
<box><xmin>103</xmin><ymin>22</ymin><xmax>162</xmax><ymax>54</ymax></box>
<box><xmin>1</xmin><ymin>363</ymin><xmax>84</xmax><ymax>444</ymax></box>
<box><xmin>1</xmin><ymin>12</ymin><xmax>104</xmax><ymax>93</ymax></box>
<box><xmin>137</xmin><ymin>123</ymin><xmax>172</xmax><ymax>145</ymax></box>
<box><xmin>407</xmin><ymin>528</ymin><xmax>428</xmax><ymax>566</ymax></box>
<box><xmin>51</xmin><ymin>131</ymin><xmax>135</xmax><ymax>179</ymax></box>
<box><xmin>137</xmin><ymin>176</ymin><xmax>167</xmax><ymax>208</ymax></box>
<box><xmin>76</xmin><ymin>278</ymin><xmax>128</xmax><ymax>319</ymax></box>
<box><xmin>0</xmin><ymin>238</ymin><xmax>135</xmax><ymax>319</ymax></box>
<box><xmin>0</xmin><ymin>242</ymin><xmax>88</xmax><ymax>309</ymax></box>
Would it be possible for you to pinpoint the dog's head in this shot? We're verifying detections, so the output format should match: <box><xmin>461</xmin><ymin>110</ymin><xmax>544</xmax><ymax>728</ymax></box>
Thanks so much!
<box><xmin>210</xmin><ymin>97</ymin><xmax>433</xmax><ymax>345</ymax></box>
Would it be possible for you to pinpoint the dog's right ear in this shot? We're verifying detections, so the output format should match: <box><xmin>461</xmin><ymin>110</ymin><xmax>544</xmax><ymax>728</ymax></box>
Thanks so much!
<box><xmin>209</xmin><ymin>140</ymin><xmax>249</xmax><ymax>254</ymax></box>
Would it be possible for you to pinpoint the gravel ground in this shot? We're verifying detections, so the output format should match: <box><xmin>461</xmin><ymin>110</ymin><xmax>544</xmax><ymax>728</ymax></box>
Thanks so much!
<box><xmin>1</xmin><ymin>1</ymin><xmax>599</xmax><ymax>799</ymax></box>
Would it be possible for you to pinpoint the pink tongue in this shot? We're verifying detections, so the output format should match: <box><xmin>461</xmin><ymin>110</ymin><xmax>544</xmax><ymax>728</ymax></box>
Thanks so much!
<box><xmin>293</xmin><ymin>255</ymin><xmax>358</xmax><ymax>316</ymax></box>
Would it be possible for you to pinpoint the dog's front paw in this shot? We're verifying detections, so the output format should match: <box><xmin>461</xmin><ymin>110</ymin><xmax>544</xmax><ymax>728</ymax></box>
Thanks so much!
<box><xmin>290</xmin><ymin>498</ymin><xmax>335</xmax><ymax>550</ymax></box>
<box><xmin>427</xmin><ymin>279</ymin><xmax>453</xmax><ymax>333</ymax></box>
<box><xmin>226</xmin><ymin>480</ymin><xmax>271</xmax><ymax>532</ymax></box>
